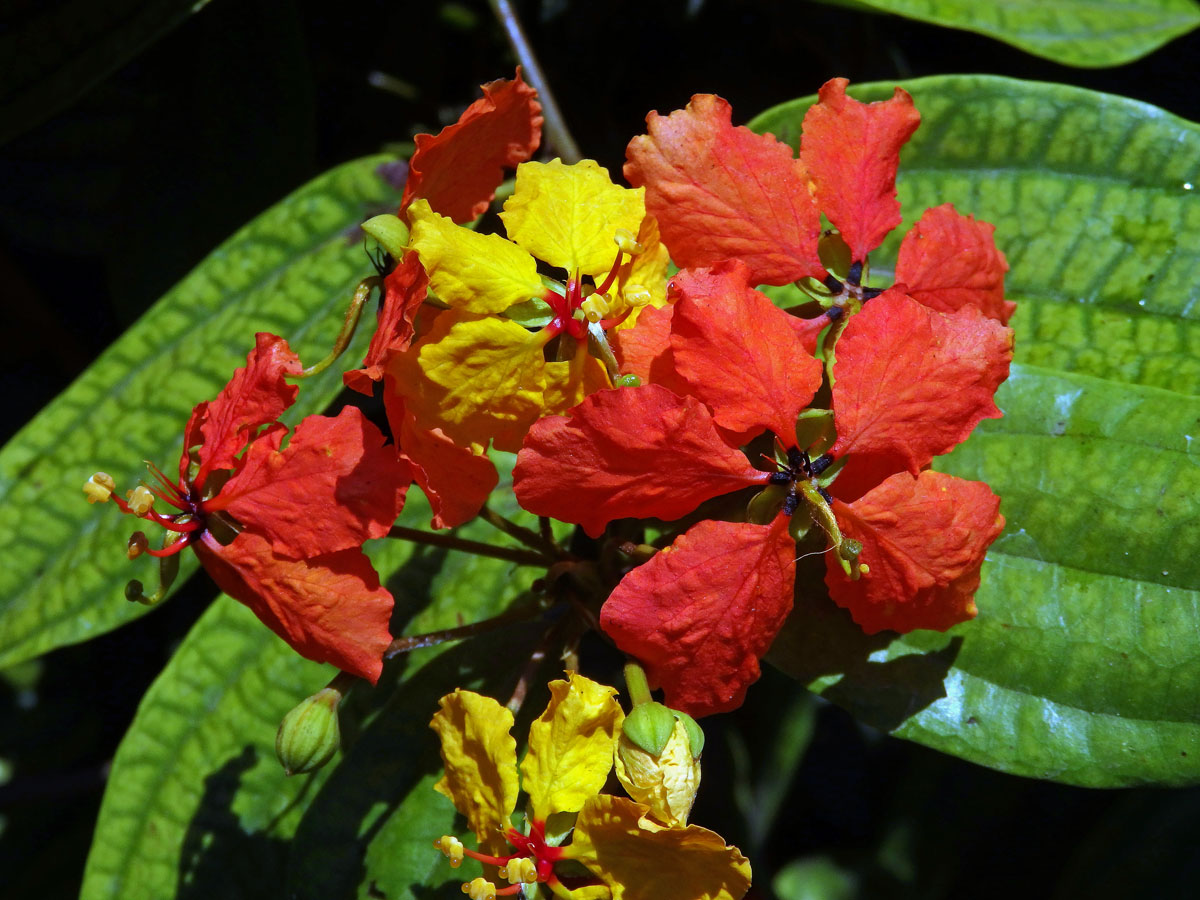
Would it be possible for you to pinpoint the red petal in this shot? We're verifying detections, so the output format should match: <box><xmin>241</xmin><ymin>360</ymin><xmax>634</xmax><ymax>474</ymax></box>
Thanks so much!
<box><xmin>513</xmin><ymin>385</ymin><xmax>766</xmax><ymax>538</ymax></box>
<box><xmin>830</xmin><ymin>290</ymin><xmax>1012</xmax><ymax>474</ymax></box>
<box><xmin>400</xmin><ymin>70</ymin><xmax>543</xmax><ymax>224</ymax></box>
<box><xmin>895</xmin><ymin>203</ymin><xmax>1014</xmax><ymax>324</ymax></box>
<box><xmin>610</xmin><ymin>304</ymin><xmax>690</xmax><ymax>397</ymax></box>
<box><xmin>195</xmin><ymin>531</ymin><xmax>393</xmax><ymax>683</ymax></box>
<box><xmin>786</xmin><ymin>313</ymin><xmax>828</xmax><ymax>356</ymax></box>
<box><xmin>624</xmin><ymin>94</ymin><xmax>824</xmax><ymax>285</ymax></box>
<box><xmin>345</xmin><ymin>252</ymin><xmax>429</xmax><ymax>395</ymax></box>
<box><xmin>192</xmin><ymin>333</ymin><xmax>301</xmax><ymax>489</ymax></box>
<box><xmin>825</xmin><ymin>471</ymin><xmax>1004</xmax><ymax>634</ymax></box>
<box><xmin>601</xmin><ymin>515</ymin><xmax>796</xmax><ymax>717</ymax></box>
<box><xmin>800</xmin><ymin>78</ymin><xmax>920</xmax><ymax>263</ymax></box>
<box><xmin>206</xmin><ymin>406</ymin><xmax>411</xmax><ymax>558</ymax></box>
<box><xmin>670</xmin><ymin>261</ymin><xmax>822</xmax><ymax>444</ymax></box>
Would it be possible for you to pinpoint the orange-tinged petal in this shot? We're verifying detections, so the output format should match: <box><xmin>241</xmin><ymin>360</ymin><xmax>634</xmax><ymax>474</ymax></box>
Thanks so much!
<box><xmin>830</xmin><ymin>289</ymin><xmax>1012</xmax><ymax>474</ymax></box>
<box><xmin>345</xmin><ymin>252</ymin><xmax>429</xmax><ymax>395</ymax></box>
<box><xmin>194</xmin><ymin>531</ymin><xmax>392</xmax><ymax>684</ymax></box>
<box><xmin>800</xmin><ymin>78</ymin><xmax>920</xmax><ymax>263</ymax></box>
<box><xmin>430</xmin><ymin>690</ymin><xmax>519</xmax><ymax>856</ymax></box>
<box><xmin>513</xmin><ymin>385</ymin><xmax>766</xmax><ymax>539</ymax></box>
<box><xmin>826</xmin><ymin>470</ymin><xmax>1004</xmax><ymax>633</ymax></box>
<box><xmin>542</xmin><ymin>341</ymin><xmax>611</xmax><ymax>416</ymax></box>
<box><xmin>500</xmin><ymin>159</ymin><xmax>646</xmax><ymax>277</ymax></box>
<box><xmin>206</xmin><ymin>406</ymin><xmax>410</xmax><ymax>558</ymax></box>
<box><xmin>568</xmin><ymin>794</ymin><xmax>751</xmax><ymax>900</ymax></box>
<box><xmin>600</xmin><ymin>515</ymin><xmax>796</xmax><ymax>717</ymax></box>
<box><xmin>609</xmin><ymin>304</ymin><xmax>691</xmax><ymax>396</ymax></box>
<box><xmin>669</xmin><ymin>261</ymin><xmax>822</xmax><ymax>445</ymax></box>
<box><xmin>626</xmin><ymin>94</ymin><xmax>824</xmax><ymax>286</ymax></box>
<box><xmin>520</xmin><ymin>673</ymin><xmax>623</xmax><ymax>822</ymax></box>
<box><xmin>400</xmin><ymin>70</ymin><xmax>542</xmax><ymax>224</ymax></box>
<box><xmin>895</xmin><ymin>203</ymin><xmax>1014</xmax><ymax>323</ymax></box>
<box><xmin>408</xmin><ymin>199</ymin><xmax>543</xmax><ymax>314</ymax></box>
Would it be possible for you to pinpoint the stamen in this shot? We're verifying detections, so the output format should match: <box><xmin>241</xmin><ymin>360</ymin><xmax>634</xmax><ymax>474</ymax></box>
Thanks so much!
<box><xmin>145</xmin><ymin>532</ymin><xmax>193</xmax><ymax>558</ymax></box>
<box><xmin>500</xmin><ymin>858</ymin><xmax>538</xmax><ymax>885</ymax></box>
<box><xmin>580</xmin><ymin>294</ymin><xmax>610</xmax><ymax>324</ymax></box>
<box><xmin>84</xmin><ymin>472</ymin><xmax>116</xmax><ymax>504</ymax></box>
<box><xmin>462</xmin><ymin>877</ymin><xmax>497</xmax><ymax>900</ymax></box>
<box><xmin>593</xmin><ymin>250</ymin><xmax>625</xmax><ymax>296</ymax></box>
<box><xmin>613</xmin><ymin>228</ymin><xmax>644</xmax><ymax>256</ymax></box>
<box><xmin>622</xmin><ymin>283</ymin><xmax>652</xmax><ymax>308</ymax></box>
<box><xmin>127</xmin><ymin>532</ymin><xmax>150</xmax><ymax>560</ymax></box>
<box><xmin>145</xmin><ymin>461</ymin><xmax>188</xmax><ymax>506</ymax></box>
<box><xmin>434</xmin><ymin>835</ymin><xmax>465</xmax><ymax>868</ymax></box>
<box><xmin>127</xmin><ymin>485</ymin><xmax>156</xmax><ymax>516</ymax></box>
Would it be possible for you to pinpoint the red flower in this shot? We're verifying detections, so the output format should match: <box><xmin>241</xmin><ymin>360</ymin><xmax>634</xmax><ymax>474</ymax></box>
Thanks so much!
<box><xmin>95</xmin><ymin>334</ymin><xmax>410</xmax><ymax>683</ymax></box>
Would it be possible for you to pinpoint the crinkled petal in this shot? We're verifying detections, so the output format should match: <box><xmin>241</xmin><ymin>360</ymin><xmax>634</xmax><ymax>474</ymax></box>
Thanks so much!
<box><xmin>568</xmin><ymin>795</ymin><xmax>751</xmax><ymax>900</ymax></box>
<box><xmin>520</xmin><ymin>673</ymin><xmax>623</xmax><ymax>822</ymax></box>
<box><xmin>429</xmin><ymin>690</ymin><xmax>519</xmax><ymax>856</ymax></box>
<box><xmin>895</xmin><ymin>203</ymin><xmax>1014</xmax><ymax>323</ymax></box>
<box><xmin>800</xmin><ymin>78</ymin><xmax>920</xmax><ymax>263</ymax></box>
<box><xmin>609</xmin><ymin>304</ymin><xmax>691</xmax><ymax>397</ymax></box>
<box><xmin>401</xmin><ymin>70</ymin><xmax>542</xmax><ymax>224</ymax></box>
<box><xmin>190</xmin><ymin>333</ymin><xmax>301</xmax><ymax>489</ymax></box>
<box><xmin>625</xmin><ymin>94</ymin><xmax>824</xmax><ymax>285</ymax></box>
<box><xmin>513</xmin><ymin>385</ymin><xmax>766</xmax><ymax>539</ymax></box>
<box><xmin>542</xmin><ymin>340</ymin><xmax>612</xmax><ymax>416</ymax></box>
<box><xmin>206</xmin><ymin>406</ymin><xmax>410</xmax><ymax>558</ymax></box>
<box><xmin>345</xmin><ymin>252</ymin><xmax>429</xmax><ymax>395</ymax></box>
<box><xmin>830</xmin><ymin>289</ymin><xmax>1012</xmax><ymax>474</ymax></box>
<box><xmin>194</xmin><ymin>531</ymin><xmax>392</xmax><ymax>683</ymax></box>
<box><xmin>600</xmin><ymin>515</ymin><xmax>796</xmax><ymax>717</ymax></box>
<box><xmin>669</xmin><ymin>261</ymin><xmax>822</xmax><ymax>444</ymax></box>
<box><xmin>408</xmin><ymin>199</ymin><xmax>544</xmax><ymax>314</ymax></box>
<box><xmin>500</xmin><ymin>159</ymin><xmax>646</xmax><ymax>277</ymax></box>
<box><xmin>826</xmin><ymin>470</ymin><xmax>1004</xmax><ymax>633</ymax></box>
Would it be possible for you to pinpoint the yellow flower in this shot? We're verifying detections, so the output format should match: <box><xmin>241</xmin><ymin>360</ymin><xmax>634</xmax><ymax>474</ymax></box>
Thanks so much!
<box><xmin>429</xmin><ymin>673</ymin><xmax>750</xmax><ymax>900</ymax></box>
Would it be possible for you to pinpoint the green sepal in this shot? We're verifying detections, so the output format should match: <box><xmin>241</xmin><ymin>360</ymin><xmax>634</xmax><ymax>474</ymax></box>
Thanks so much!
<box><xmin>275</xmin><ymin>686</ymin><xmax>342</xmax><ymax>776</ymax></box>
<box><xmin>794</xmin><ymin>409</ymin><xmax>836</xmax><ymax>457</ymax></box>
<box><xmin>622</xmin><ymin>701</ymin><xmax>676</xmax><ymax>756</ymax></box>
<box><xmin>361</xmin><ymin>214</ymin><xmax>410</xmax><ymax>259</ymax></box>
<box><xmin>748</xmin><ymin>484</ymin><xmax>788</xmax><ymax>524</ymax></box>
<box><xmin>674</xmin><ymin>711</ymin><xmax>705</xmax><ymax>758</ymax></box>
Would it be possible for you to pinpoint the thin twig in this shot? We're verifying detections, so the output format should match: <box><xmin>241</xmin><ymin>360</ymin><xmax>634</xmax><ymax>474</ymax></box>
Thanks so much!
<box><xmin>387</xmin><ymin>525</ymin><xmax>547</xmax><ymax>567</ymax></box>
<box><xmin>385</xmin><ymin>602</ymin><xmax>540</xmax><ymax>659</ymax></box>
<box><xmin>487</xmin><ymin>0</ymin><xmax>582</xmax><ymax>163</ymax></box>
<box><xmin>479</xmin><ymin>506</ymin><xmax>558</xmax><ymax>557</ymax></box>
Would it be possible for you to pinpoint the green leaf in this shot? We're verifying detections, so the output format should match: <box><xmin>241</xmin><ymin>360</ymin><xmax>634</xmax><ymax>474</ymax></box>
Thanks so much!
<box><xmin>753</xmin><ymin>77</ymin><xmax>1200</xmax><ymax>786</ymax></box>
<box><xmin>0</xmin><ymin>155</ymin><xmax>400</xmax><ymax>669</ymax></box>
<box><xmin>0</xmin><ymin>0</ymin><xmax>213</xmax><ymax>145</ymax></box>
<box><xmin>824</xmin><ymin>0</ymin><xmax>1200</xmax><ymax>67</ymax></box>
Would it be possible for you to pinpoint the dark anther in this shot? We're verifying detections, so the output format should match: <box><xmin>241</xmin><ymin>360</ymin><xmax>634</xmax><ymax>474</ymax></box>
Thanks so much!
<box><xmin>782</xmin><ymin>490</ymin><xmax>800</xmax><ymax>517</ymax></box>
<box><xmin>809</xmin><ymin>454</ymin><xmax>833</xmax><ymax>476</ymax></box>
<box><xmin>817</xmin><ymin>486</ymin><xmax>833</xmax><ymax>504</ymax></box>
<box><xmin>847</xmin><ymin>261</ymin><xmax>863</xmax><ymax>286</ymax></box>
<box><xmin>786</xmin><ymin>447</ymin><xmax>807</xmax><ymax>471</ymax></box>
<box><xmin>862</xmin><ymin>286</ymin><xmax>884</xmax><ymax>301</ymax></box>
<box><xmin>822</xmin><ymin>274</ymin><xmax>844</xmax><ymax>293</ymax></box>
<box><xmin>768</xmin><ymin>471</ymin><xmax>793</xmax><ymax>486</ymax></box>
<box><xmin>825</xmin><ymin>305</ymin><xmax>844</xmax><ymax>321</ymax></box>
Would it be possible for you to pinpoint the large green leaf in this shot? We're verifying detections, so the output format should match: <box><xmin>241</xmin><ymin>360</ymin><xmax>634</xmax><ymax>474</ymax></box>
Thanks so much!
<box><xmin>0</xmin><ymin>0</ymin><xmax>213</xmax><ymax>145</ymax></box>
<box><xmin>753</xmin><ymin>76</ymin><xmax>1200</xmax><ymax>787</ymax></box>
<box><xmin>0</xmin><ymin>155</ymin><xmax>400</xmax><ymax>669</ymax></box>
<box><xmin>825</xmin><ymin>0</ymin><xmax>1200</xmax><ymax>67</ymax></box>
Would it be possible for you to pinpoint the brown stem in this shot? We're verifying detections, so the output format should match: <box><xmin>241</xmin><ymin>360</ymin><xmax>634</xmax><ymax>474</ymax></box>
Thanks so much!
<box><xmin>387</xmin><ymin>525</ymin><xmax>547</xmax><ymax>567</ymax></box>
<box><xmin>294</xmin><ymin>276</ymin><xmax>379</xmax><ymax>379</ymax></box>
<box><xmin>385</xmin><ymin>602</ymin><xmax>540</xmax><ymax>659</ymax></box>
<box><xmin>480</xmin><ymin>506</ymin><xmax>558</xmax><ymax>557</ymax></box>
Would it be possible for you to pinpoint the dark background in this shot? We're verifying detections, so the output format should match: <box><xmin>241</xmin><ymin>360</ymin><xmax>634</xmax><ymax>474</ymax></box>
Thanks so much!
<box><xmin>2</xmin><ymin>1</ymin><xmax>1199</xmax><ymax>897</ymax></box>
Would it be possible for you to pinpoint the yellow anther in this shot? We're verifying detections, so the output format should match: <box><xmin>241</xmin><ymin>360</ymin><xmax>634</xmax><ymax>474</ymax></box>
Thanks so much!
<box><xmin>859</xmin><ymin>563</ymin><xmax>870</xmax><ymax>575</ymax></box>
<box><xmin>127</xmin><ymin>485</ymin><xmax>155</xmax><ymax>516</ymax></box>
<box><xmin>434</xmin><ymin>835</ymin><xmax>465</xmax><ymax>868</ymax></box>
<box><xmin>501</xmin><ymin>857</ymin><xmax>538</xmax><ymax>884</ymax></box>
<box><xmin>623</xmin><ymin>284</ymin><xmax>653</xmax><ymax>307</ymax></box>
<box><xmin>581</xmin><ymin>294</ymin><xmax>611</xmax><ymax>323</ymax></box>
<box><xmin>462</xmin><ymin>877</ymin><xmax>496</xmax><ymax>900</ymax></box>
<box><xmin>614</xmin><ymin>228</ymin><xmax>644</xmax><ymax>255</ymax></box>
<box><xmin>84</xmin><ymin>472</ymin><xmax>116</xmax><ymax>504</ymax></box>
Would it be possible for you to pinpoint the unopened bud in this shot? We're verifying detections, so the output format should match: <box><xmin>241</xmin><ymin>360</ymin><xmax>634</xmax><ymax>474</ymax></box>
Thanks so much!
<box><xmin>275</xmin><ymin>686</ymin><xmax>342</xmax><ymax>775</ymax></box>
<box><xmin>84</xmin><ymin>472</ymin><xmax>116</xmax><ymax>504</ymax></box>
<box><xmin>622</xmin><ymin>701</ymin><xmax>676</xmax><ymax>755</ymax></box>
<box><xmin>462</xmin><ymin>877</ymin><xmax>496</xmax><ymax>900</ymax></box>
<box><xmin>616</xmin><ymin>716</ymin><xmax>703</xmax><ymax>826</ymax></box>
<box><xmin>361</xmin><ymin>213</ymin><xmax>411</xmax><ymax>259</ymax></box>
<box><xmin>615</xmin><ymin>373</ymin><xmax>642</xmax><ymax>388</ymax></box>
<box><xmin>126</xmin><ymin>485</ymin><xmax>155</xmax><ymax>516</ymax></box>
<box><xmin>614</xmin><ymin>228</ymin><xmax>644</xmax><ymax>255</ymax></box>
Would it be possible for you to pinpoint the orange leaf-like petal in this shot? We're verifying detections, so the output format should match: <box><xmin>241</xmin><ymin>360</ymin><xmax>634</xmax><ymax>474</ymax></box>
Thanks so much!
<box><xmin>400</xmin><ymin>70</ymin><xmax>543</xmax><ymax>224</ymax></box>
<box><xmin>344</xmin><ymin>252</ymin><xmax>429</xmax><ymax>395</ymax></box>
<box><xmin>670</xmin><ymin>261</ymin><xmax>822</xmax><ymax>444</ymax></box>
<box><xmin>895</xmin><ymin>203</ymin><xmax>1014</xmax><ymax>323</ymax></box>
<box><xmin>189</xmin><ymin>333</ymin><xmax>301</xmax><ymax>489</ymax></box>
<box><xmin>609</xmin><ymin>304</ymin><xmax>691</xmax><ymax>397</ymax></box>
<box><xmin>625</xmin><ymin>94</ymin><xmax>823</xmax><ymax>285</ymax></box>
<box><xmin>826</xmin><ymin>471</ymin><xmax>1003</xmax><ymax>634</ymax></box>
<box><xmin>800</xmin><ymin>78</ymin><xmax>920</xmax><ymax>263</ymax></box>
<box><xmin>830</xmin><ymin>290</ymin><xmax>1012</xmax><ymax>474</ymax></box>
<box><xmin>600</xmin><ymin>516</ymin><xmax>796</xmax><ymax>717</ymax></box>
<box><xmin>206</xmin><ymin>406</ymin><xmax>410</xmax><ymax>558</ymax></box>
<box><xmin>513</xmin><ymin>385</ymin><xmax>765</xmax><ymax>538</ymax></box>
<box><xmin>195</xmin><ymin>531</ymin><xmax>393</xmax><ymax>683</ymax></box>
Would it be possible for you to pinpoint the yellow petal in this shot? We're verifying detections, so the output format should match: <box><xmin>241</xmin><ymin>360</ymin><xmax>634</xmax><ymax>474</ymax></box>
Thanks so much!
<box><xmin>430</xmin><ymin>690</ymin><xmax>519</xmax><ymax>855</ymax></box>
<box><xmin>520</xmin><ymin>673</ymin><xmax>624</xmax><ymax>823</ymax></box>
<box><xmin>409</xmin><ymin>199</ymin><xmax>543</xmax><ymax>314</ymax></box>
<box><xmin>414</xmin><ymin>311</ymin><xmax>550</xmax><ymax>452</ymax></box>
<box><xmin>617</xmin><ymin>213</ymin><xmax>671</xmax><ymax>313</ymax></box>
<box><xmin>501</xmin><ymin>160</ymin><xmax>646</xmax><ymax>277</ymax></box>
<box><xmin>568</xmin><ymin>795</ymin><xmax>751</xmax><ymax>900</ymax></box>
<box><xmin>614</xmin><ymin>719</ymin><xmax>701</xmax><ymax>827</ymax></box>
<box><xmin>542</xmin><ymin>339</ymin><xmax>611</xmax><ymax>416</ymax></box>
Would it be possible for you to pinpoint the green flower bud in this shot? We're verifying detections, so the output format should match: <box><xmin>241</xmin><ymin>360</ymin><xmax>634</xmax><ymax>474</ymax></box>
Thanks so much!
<box><xmin>621</xmin><ymin>701</ymin><xmax>677</xmax><ymax>755</ymax></box>
<box><xmin>615</xmin><ymin>373</ymin><xmax>643</xmax><ymax>388</ymax></box>
<box><xmin>275</xmin><ymin>687</ymin><xmax>342</xmax><ymax>776</ymax></box>
<box><xmin>361</xmin><ymin>214</ymin><xmax>411</xmax><ymax>259</ymax></box>
<box><xmin>615</xmin><ymin>718</ymin><xmax>702</xmax><ymax>826</ymax></box>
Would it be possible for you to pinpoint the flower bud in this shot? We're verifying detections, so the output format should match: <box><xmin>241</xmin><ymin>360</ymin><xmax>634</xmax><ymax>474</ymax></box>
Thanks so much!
<box><xmin>615</xmin><ymin>716</ymin><xmax>702</xmax><ymax>827</ymax></box>
<box><xmin>275</xmin><ymin>686</ymin><xmax>342</xmax><ymax>775</ymax></box>
<box><xmin>361</xmin><ymin>213</ymin><xmax>411</xmax><ymax>259</ymax></box>
<box><xmin>614</xmin><ymin>373</ymin><xmax>642</xmax><ymax>388</ymax></box>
